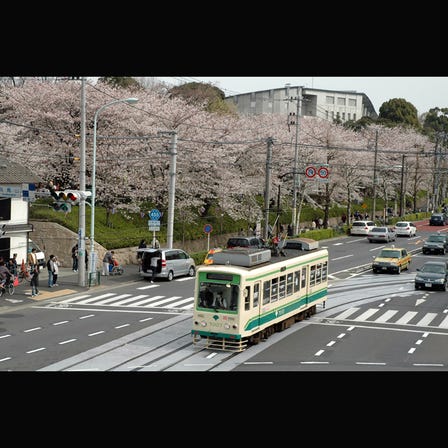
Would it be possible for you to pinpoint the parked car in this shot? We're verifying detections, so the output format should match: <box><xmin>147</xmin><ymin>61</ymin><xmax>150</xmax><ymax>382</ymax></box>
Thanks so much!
<box><xmin>429</xmin><ymin>213</ymin><xmax>448</xmax><ymax>226</ymax></box>
<box><xmin>415</xmin><ymin>261</ymin><xmax>448</xmax><ymax>291</ymax></box>
<box><xmin>422</xmin><ymin>233</ymin><xmax>448</xmax><ymax>255</ymax></box>
<box><xmin>393</xmin><ymin>221</ymin><xmax>417</xmax><ymax>237</ymax></box>
<box><xmin>203</xmin><ymin>248</ymin><xmax>223</xmax><ymax>265</ymax></box>
<box><xmin>367</xmin><ymin>226</ymin><xmax>396</xmax><ymax>243</ymax></box>
<box><xmin>350</xmin><ymin>220</ymin><xmax>376</xmax><ymax>236</ymax></box>
<box><xmin>139</xmin><ymin>248</ymin><xmax>195</xmax><ymax>281</ymax></box>
<box><xmin>372</xmin><ymin>247</ymin><xmax>411</xmax><ymax>274</ymax></box>
<box><xmin>226</xmin><ymin>236</ymin><xmax>267</xmax><ymax>249</ymax></box>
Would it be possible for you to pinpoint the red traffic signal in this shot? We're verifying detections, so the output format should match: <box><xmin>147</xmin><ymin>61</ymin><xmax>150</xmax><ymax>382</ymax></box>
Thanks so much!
<box><xmin>65</xmin><ymin>190</ymin><xmax>80</xmax><ymax>204</ymax></box>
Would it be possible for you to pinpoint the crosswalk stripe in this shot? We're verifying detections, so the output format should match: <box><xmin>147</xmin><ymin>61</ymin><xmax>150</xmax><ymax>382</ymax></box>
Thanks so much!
<box><xmin>416</xmin><ymin>313</ymin><xmax>438</xmax><ymax>327</ymax></box>
<box><xmin>107</xmin><ymin>295</ymin><xmax>150</xmax><ymax>306</ymax></box>
<box><xmin>76</xmin><ymin>293</ymin><xmax>116</xmax><ymax>304</ymax></box>
<box><xmin>93</xmin><ymin>294</ymin><xmax>132</xmax><ymax>305</ymax></box>
<box><xmin>334</xmin><ymin>307</ymin><xmax>360</xmax><ymax>320</ymax></box>
<box><xmin>130</xmin><ymin>295</ymin><xmax>166</xmax><ymax>307</ymax></box>
<box><xmin>353</xmin><ymin>308</ymin><xmax>380</xmax><ymax>321</ymax></box>
<box><xmin>374</xmin><ymin>310</ymin><xmax>399</xmax><ymax>323</ymax></box>
<box><xmin>438</xmin><ymin>315</ymin><xmax>448</xmax><ymax>328</ymax></box>
<box><xmin>394</xmin><ymin>311</ymin><xmax>418</xmax><ymax>325</ymax></box>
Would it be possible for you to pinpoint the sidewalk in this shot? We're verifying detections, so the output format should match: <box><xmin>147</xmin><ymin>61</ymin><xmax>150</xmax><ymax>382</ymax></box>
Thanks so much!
<box><xmin>1</xmin><ymin>264</ymin><xmax>141</xmax><ymax>308</ymax></box>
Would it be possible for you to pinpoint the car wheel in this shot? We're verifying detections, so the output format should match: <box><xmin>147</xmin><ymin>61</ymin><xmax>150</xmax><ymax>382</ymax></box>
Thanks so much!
<box><xmin>188</xmin><ymin>266</ymin><xmax>195</xmax><ymax>277</ymax></box>
<box><xmin>167</xmin><ymin>270</ymin><xmax>174</xmax><ymax>281</ymax></box>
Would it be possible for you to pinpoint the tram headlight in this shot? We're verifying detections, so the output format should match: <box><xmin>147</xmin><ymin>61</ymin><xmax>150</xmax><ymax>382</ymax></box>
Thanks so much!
<box><xmin>200</xmin><ymin>321</ymin><xmax>207</xmax><ymax>327</ymax></box>
<box><xmin>224</xmin><ymin>323</ymin><xmax>230</xmax><ymax>329</ymax></box>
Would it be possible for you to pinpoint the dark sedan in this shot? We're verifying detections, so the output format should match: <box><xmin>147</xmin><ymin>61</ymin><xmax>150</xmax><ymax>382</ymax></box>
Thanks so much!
<box><xmin>415</xmin><ymin>261</ymin><xmax>448</xmax><ymax>291</ymax></box>
<box><xmin>429</xmin><ymin>213</ymin><xmax>448</xmax><ymax>226</ymax></box>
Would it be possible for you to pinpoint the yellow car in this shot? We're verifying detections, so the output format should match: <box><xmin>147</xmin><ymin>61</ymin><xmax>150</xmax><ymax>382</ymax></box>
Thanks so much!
<box><xmin>372</xmin><ymin>247</ymin><xmax>411</xmax><ymax>274</ymax></box>
<box><xmin>203</xmin><ymin>248</ymin><xmax>223</xmax><ymax>265</ymax></box>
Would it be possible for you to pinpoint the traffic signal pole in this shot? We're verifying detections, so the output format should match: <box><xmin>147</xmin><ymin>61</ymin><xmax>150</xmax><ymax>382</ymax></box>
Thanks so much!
<box><xmin>78</xmin><ymin>77</ymin><xmax>87</xmax><ymax>287</ymax></box>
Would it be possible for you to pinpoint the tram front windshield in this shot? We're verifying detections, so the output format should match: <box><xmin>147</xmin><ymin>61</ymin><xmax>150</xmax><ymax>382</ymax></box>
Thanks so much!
<box><xmin>198</xmin><ymin>282</ymin><xmax>239</xmax><ymax>311</ymax></box>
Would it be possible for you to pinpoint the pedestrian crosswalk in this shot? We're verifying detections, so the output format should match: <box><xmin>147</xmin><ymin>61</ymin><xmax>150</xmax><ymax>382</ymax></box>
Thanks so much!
<box><xmin>331</xmin><ymin>306</ymin><xmax>448</xmax><ymax>329</ymax></box>
<box><xmin>54</xmin><ymin>291</ymin><xmax>195</xmax><ymax>310</ymax></box>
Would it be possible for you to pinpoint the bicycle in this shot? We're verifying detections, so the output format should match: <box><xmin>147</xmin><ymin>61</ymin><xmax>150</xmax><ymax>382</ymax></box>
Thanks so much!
<box><xmin>0</xmin><ymin>276</ymin><xmax>16</xmax><ymax>297</ymax></box>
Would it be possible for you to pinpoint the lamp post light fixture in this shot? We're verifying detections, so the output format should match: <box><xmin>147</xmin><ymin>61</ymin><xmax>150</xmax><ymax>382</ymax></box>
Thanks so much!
<box><xmin>89</xmin><ymin>97</ymin><xmax>138</xmax><ymax>276</ymax></box>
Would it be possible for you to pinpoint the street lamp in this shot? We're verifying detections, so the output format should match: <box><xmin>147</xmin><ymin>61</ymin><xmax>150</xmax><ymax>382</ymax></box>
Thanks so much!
<box><xmin>89</xmin><ymin>97</ymin><xmax>138</xmax><ymax>276</ymax></box>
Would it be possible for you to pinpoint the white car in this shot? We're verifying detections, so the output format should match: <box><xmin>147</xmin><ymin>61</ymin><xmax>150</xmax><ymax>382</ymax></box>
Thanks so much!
<box><xmin>350</xmin><ymin>220</ymin><xmax>376</xmax><ymax>236</ymax></box>
<box><xmin>29</xmin><ymin>240</ymin><xmax>46</xmax><ymax>268</ymax></box>
<box><xmin>394</xmin><ymin>221</ymin><xmax>417</xmax><ymax>237</ymax></box>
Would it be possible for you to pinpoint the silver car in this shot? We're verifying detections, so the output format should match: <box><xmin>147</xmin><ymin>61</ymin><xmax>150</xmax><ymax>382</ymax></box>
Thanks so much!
<box><xmin>138</xmin><ymin>248</ymin><xmax>196</xmax><ymax>281</ymax></box>
<box><xmin>367</xmin><ymin>226</ymin><xmax>396</xmax><ymax>243</ymax></box>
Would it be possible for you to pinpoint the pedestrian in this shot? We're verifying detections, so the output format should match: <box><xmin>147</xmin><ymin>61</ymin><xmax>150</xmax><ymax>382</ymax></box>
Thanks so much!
<box><xmin>149</xmin><ymin>253</ymin><xmax>160</xmax><ymax>283</ymax></box>
<box><xmin>85</xmin><ymin>250</ymin><xmax>89</xmax><ymax>271</ymax></box>
<box><xmin>71</xmin><ymin>244</ymin><xmax>79</xmax><ymax>272</ymax></box>
<box><xmin>102</xmin><ymin>250</ymin><xmax>114</xmax><ymax>276</ymax></box>
<box><xmin>152</xmin><ymin>238</ymin><xmax>160</xmax><ymax>249</ymax></box>
<box><xmin>28</xmin><ymin>248</ymin><xmax>37</xmax><ymax>270</ymax></box>
<box><xmin>138</xmin><ymin>239</ymin><xmax>147</xmax><ymax>250</ymax></box>
<box><xmin>30</xmin><ymin>264</ymin><xmax>40</xmax><ymax>297</ymax></box>
<box><xmin>52</xmin><ymin>256</ymin><xmax>60</xmax><ymax>286</ymax></box>
<box><xmin>287</xmin><ymin>224</ymin><xmax>293</xmax><ymax>237</ymax></box>
<box><xmin>47</xmin><ymin>254</ymin><xmax>55</xmax><ymax>288</ymax></box>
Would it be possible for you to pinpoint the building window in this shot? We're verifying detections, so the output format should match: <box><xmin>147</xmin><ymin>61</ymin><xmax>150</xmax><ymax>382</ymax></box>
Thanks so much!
<box><xmin>349</xmin><ymin>98</ymin><xmax>357</xmax><ymax>107</ymax></box>
<box><xmin>326</xmin><ymin>96</ymin><xmax>334</xmax><ymax>105</ymax></box>
<box><xmin>347</xmin><ymin>113</ymin><xmax>351</xmax><ymax>120</ymax></box>
<box><xmin>326</xmin><ymin>110</ymin><xmax>329</xmax><ymax>120</ymax></box>
<box><xmin>342</xmin><ymin>112</ymin><xmax>345</xmax><ymax>120</ymax></box>
<box><xmin>337</xmin><ymin>97</ymin><xmax>346</xmax><ymax>106</ymax></box>
<box><xmin>353</xmin><ymin>113</ymin><xmax>356</xmax><ymax>120</ymax></box>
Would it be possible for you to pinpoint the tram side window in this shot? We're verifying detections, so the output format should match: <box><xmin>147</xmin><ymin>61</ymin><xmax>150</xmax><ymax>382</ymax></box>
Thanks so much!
<box><xmin>315</xmin><ymin>263</ymin><xmax>322</xmax><ymax>285</ymax></box>
<box><xmin>294</xmin><ymin>270</ymin><xmax>300</xmax><ymax>293</ymax></box>
<box><xmin>287</xmin><ymin>272</ymin><xmax>293</xmax><ymax>296</ymax></box>
<box><xmin>253</xmin><ymin>283</ymin><xmax>259</xmax><ymax>309</ymax></box>
<box><xmin>310</xmin><ymin>265</ymin><xmax>316</xmax><ymax>286</ymax></box>
<box><xmin>244</xmin><ymin>286</ymin><xmax>251</xmax><ymax>311</ymax></box>
<box><xmin>279</xmin><ymin>275</ymin><xmax>286</xmax><ymax>299</ymax></box>
<box><xmin>271</xmin><ymin>277</ymin><xmax>278</xmax><ymax>302</ymax></box>
<box><xmin>263</xmin><ymin>281</ymin><xmax>270</xmax><ymax>305</ymax></box>
<box><xmin>301</xmin><ymin>267</ymin><xmax>307</xmax><ymax>289</ymax></box>
<box><xmin>322</xmin><ymin>261</ymin><xmax>328</xmax><ymax>281</ymax></box>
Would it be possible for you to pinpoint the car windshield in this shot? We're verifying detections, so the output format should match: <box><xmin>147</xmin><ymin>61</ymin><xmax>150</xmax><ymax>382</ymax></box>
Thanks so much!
<box><xmin>396</xmin><ymin>223</ymin><xmax>408</xmax><ymax>227</ymax></box>
<box><xmin>379</xmin><ymin>250</ymin><xmax>400</xmax><ymax>258</ymax></box>
<box><xmin>421</xmin><ymin>264</ymin><xmax>446</xmax><ymax>274</ymax></box>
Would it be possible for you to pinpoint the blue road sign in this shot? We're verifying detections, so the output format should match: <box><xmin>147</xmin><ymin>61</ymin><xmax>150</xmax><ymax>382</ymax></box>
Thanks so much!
<box><xmin>204</xmin><ymin>224</ymin><xmax>213</xmax><ymax>234</ymax></box>
<box><xmin>149</xmin><ymin>209</ymin><xmax>161</xmax><ymax>220</ymax></box>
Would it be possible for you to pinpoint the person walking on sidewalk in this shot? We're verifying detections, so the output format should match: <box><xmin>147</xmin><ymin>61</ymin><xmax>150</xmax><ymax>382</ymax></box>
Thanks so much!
<box><xmin>47</xmin><ymin>254</ymin><xmax>55</xmax><ymax>288</ymax></box>
<box><xmin>52</xmin><ymin>256</ymin><xmax>60</xmax><ymax>286</ymax></box>
<box><xmin>30</xmin><ymin>264</ymin><xmax>40</xmax><ymax>297</ymax></box>
<box><xmin>71</xmin><ymin>244</ymin><xmax>79</xmax><ymax>272</ymax></box>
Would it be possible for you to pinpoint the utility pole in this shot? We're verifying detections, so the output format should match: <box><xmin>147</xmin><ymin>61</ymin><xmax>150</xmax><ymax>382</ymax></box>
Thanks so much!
<box><xmin>78</xmin><ymin>77</ymin><xmax>86</xmax><ymax>287</ymax></box>
<box><xmin>433</xmin><ymin>135</ymin><xmax>440</xmax><ymax>211</ymax></box>
<box><xmin>167</xmin><ymin>131</ymin><xmax>177</xmax><ymax>249</ymax></box>
<box><xmin>264</xmin><ymin>137</ymin><xmax>273</xmax><ymax>240</ymax></box>
<box><xmin>289</xmin><ymin>86</ymin><xmax>302</xmax><ymax>235</ymax></box>
<box><xmin>399</xmin><ymin>154</ymin><xmax>406</xmax><ymax>217</ymax></box>
<box><xmin>371</xmin><ymin>129</ymin><xmax>379</xmax><ymax>220</ymax></box>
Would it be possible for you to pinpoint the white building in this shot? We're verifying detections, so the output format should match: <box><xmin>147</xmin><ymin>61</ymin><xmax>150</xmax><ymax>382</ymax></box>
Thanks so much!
<box><xmin>0</xmin><ymin>157</ymin><xmax>42</xmax><ymax>266</ymax></box>
<box><xmin>225</xmin><ymin>86</ymin><xmax>378</xmax><ymax>122</ymax></box>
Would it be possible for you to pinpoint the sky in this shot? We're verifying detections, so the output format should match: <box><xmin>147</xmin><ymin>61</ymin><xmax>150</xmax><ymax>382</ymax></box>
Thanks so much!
<box><xmin>155</xmin><ymin>77</ymin><xmax>448</xmax><ymax>116</ymax></box>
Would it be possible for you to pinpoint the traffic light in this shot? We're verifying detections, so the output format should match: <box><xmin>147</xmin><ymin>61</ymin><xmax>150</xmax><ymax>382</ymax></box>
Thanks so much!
<box><xmin>50</xmin><ymin>201</ymin><xmax>71</xmax><ymax>212</ymax></box>
<box><xmin>65</xmin><ymin>190</ymin><xmax>80</xmax><ymax>205</ymax></box>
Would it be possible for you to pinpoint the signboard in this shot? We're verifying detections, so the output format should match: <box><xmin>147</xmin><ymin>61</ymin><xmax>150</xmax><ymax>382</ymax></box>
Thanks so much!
<box><xmin>149</xmin><ymin>209</ymin><xmax>161</xmax><ymax>221</ymax></box>
<box><xmin>304</xmin><ymin>164</ymin><xmax>330</xmax><ymax>182</ymax></box>
<box><xmin>148</xmin><ymin>220</ymin><xmax>160</xmax><ymax>231</ymax></box>
<box><xmin>204</xmin><ymin>224</ymin><xmax>213</xmax><ymax>234</ymax></box>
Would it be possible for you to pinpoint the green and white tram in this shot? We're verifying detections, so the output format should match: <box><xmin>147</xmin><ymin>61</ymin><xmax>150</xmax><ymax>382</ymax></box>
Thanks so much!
<box><xmin>192</xmin><ymin>244</ymin><xmax>329</xmax><ymax>352</ymax></box>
